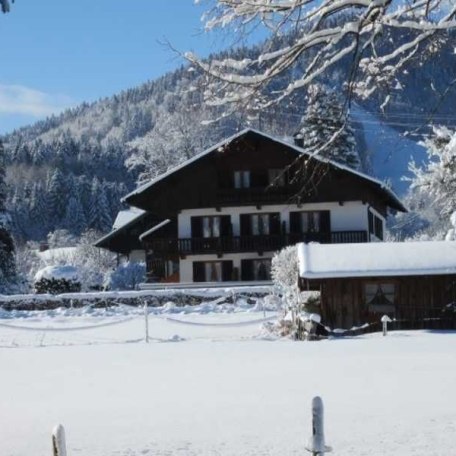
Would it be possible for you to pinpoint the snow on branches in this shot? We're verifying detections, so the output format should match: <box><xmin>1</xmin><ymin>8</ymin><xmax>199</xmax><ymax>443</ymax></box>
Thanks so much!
<box><xmin>0</xmin><ymin>0</ymin><xmax>13</xmax><ymax>13</ymax></box>
<box><xmin>409</xmin><ymin>126</ymin><xmax>456</xmax><ymax>220</ymax></box>
<box><xmin>189</xmin><ymin>0</ymin><xmax>456</xmax><ymax>109</ymax></box>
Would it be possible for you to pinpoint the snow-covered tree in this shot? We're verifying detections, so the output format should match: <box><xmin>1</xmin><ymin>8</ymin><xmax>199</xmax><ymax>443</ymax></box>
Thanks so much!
<box><xmin>0</xmin><ymin>140</ymin><xmax>17</xmax><ymax>292</ymax></box>
<box><xmin>395</xmin><ymin>126</ymin><xmax>456</xmax><ymax>240</ymax></box>
<box><xmin>271</xmin><ymin>245</ymin><xmax>300</xmax><ymax>308</ymax></box>
<box><xmin>188</xmin><ymin>1</ymin><xmax>456</xmax><ymax>109</ymax></box>
<box><xmin>409</xmin><ymin>126</ymin><xmax>456</xmax><ymax>220</ymax></box>
<box><xmin>88</xmin><ymin>178</ymin><xmax>112</xmax><ymax>232</ymax></box>
<box><xmin>104</xmin><ymin>261</ymin><xmax>146</xmax><ymax>291</ymax></box>
<box><xmin>0</xmin><ymin>0</ymin><xmax>12</xmax><ymax>13</ymax></box>
<box><xmin>64</xmin><ymin>195</ymin><xmax>86</xmax><ymax>235</ymax></box>
<box><xmin>295</xmin><ymin>84</ymin><xmax>360</xmax><ymax>169</ymax></box>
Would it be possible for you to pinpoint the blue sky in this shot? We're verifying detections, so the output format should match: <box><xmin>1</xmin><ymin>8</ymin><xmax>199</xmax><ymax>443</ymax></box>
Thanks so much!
<box><xmin>0</xmin><ymin>1</ymin><xmax>246</xmax><ymax>133</ymax></box>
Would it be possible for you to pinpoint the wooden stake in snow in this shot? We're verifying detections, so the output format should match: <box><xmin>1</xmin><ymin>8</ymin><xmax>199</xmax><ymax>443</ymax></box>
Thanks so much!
<box><xmin>306</xmin><ymin>396</ymin><xmax>331</xmax><ymax>455</ymax></box>
<box><xmin>144</xmin><ymin>301</ymin><xmax>149</xmax><ymax>343</ymax></box>
<box><xmin>52</xmin><ymin>424</ymin><xmax>67</xmax><ymax>456</ymax></box>
<box><xmin>381</xmin><ymin>315</ymin><xmax>392</xmax><ymax>336</ymax></box>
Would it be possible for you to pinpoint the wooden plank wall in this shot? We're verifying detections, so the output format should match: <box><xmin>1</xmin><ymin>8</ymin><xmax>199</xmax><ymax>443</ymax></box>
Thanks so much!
<box><xmin>312</xmin><ymin>275</ymin><xmax>456</xmax><ymax>329</ymax></box>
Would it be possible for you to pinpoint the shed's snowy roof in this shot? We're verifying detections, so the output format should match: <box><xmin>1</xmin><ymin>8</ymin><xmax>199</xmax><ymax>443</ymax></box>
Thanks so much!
<box><xmin>298</xmin><ymin>241</ymin><xmax>456</xmax><ymax>279</ymax></box>
<box><xmin>123</xmin><ymin>128</ymin><xmax>405</xmax><ymax>212</ymax></box>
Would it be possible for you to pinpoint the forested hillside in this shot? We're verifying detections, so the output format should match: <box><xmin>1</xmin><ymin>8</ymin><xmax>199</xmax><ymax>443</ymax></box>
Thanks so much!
<box><xmin>3</xmin><ymin>29</ymin><xmax>456</xmax><ymax>243</ymax></box>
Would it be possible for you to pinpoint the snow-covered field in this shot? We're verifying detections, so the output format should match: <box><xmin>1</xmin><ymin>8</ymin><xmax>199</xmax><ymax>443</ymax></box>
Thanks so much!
<box><xmin>1</xmin><ymin>302</ymin><xmax>455</xmax><ymax>456</ymax></box>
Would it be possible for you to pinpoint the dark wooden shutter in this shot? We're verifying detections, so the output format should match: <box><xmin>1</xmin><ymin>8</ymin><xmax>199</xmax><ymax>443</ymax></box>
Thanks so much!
<box><xmin>251</xmin><ymin>170</ymin><xmax>268</xmax><ymax>187</ymax></box>
<box><xmin>289</xmin><ymin>212</ymin><xmax>301</xmax><ymax>234</ymax></box>
<box><xmin>240</xmin><ymin>214</ymin><xmax>251</xmax><ymax>236</ymax></box>
<box><xmin>193</xmin><ymin>262</ymin><xmax>205</xmax><ymax>282</ymax></box>
<box><xmin>218</xmin><ymin>170</ymin><xmax>231</xmax><ymax>189</ymax></box>
<box><xmin>222</xmin><ymin>261</ymin><xmax>233</xmax><ymax>282</ymax></box>
<box><xmin>320</xmin><ymin>211</ymin><xmax>330</xmax><ymax>233</ymax></box>
<box><xmin>270</xmin><ymin>213</ymin><xmax>281</xmax><ymax>235</ymax></box>
<box><xmin>368</xmin><ymin>211</ymin><xmax>374</xmax><ymax>234</ymax></box>
<box><xmin>241</xmin><ymin>259</ymin><xmax>254</xmax><ymax>281</ymax></box>
<box><xmin>191</xmin><ymin>217</ymin><xmax>203</xmax><ymax>238</ymax></box>
<box><xmin>375</xmin><ymin>216</ymin><xmax>384</xmax><ymax>240</ymax></box>
<box><xmin>220</xmin><ymin>216</ymin><xmax>232</xmax><ymax>236</ymax></box>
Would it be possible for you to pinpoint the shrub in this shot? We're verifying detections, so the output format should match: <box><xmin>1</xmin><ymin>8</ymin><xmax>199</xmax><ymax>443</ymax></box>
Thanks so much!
<box><xmin>35</xmin><ymin>277</ymin><xmax>81</xmax><ymax>294</ymax></box>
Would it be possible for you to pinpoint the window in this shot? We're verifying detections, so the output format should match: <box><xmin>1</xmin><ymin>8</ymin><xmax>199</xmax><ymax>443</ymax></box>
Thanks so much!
<box><xmin>365</xmin><ymin>283</ymin><xmax>395</xmax><ymax>309</ymax></box>
<box><xmin>252</xmin><ymin>259</ymin><xmax>271</xmax><ymax>280</ymax></box>
<box><xmin>234</xmin><ymin>170</ymin><xmax>250</xmax><ymax>189</ymax></box>
<box><xmin>290</xmin><ymin>211</ymin><xmax>330</xmax><ymax>234</ymax></box>
<box><xmin>202</xmin><ymin>216</ymin><xmax>220</xmax><ymax>238</ymax></box>
<box><xmin>193</xmin><ymin>261</ymin><xmax>233</xmax><ymax>282</ymax></box>
<box><xmin>268</xmin><ymin>169</ymin><xmax>285</xmax><ymax>187</ymax></box>
<box><xmin>240</xmin><ymin>213</ymin><xmax>281</xmax><ymax>236</ymax></box>
<box><xmin>191</xmin><ymin>215</ymin><xmax>231</xmax><ymax>238</ymax></box>
<box><xmin>251</xmin><ymin>214</ymin><xmax>270</xmax><ymax>235</ymax></box>
<box><xmin>241</xmin><ymin>259</ymin><xmax>272</xmax><ymax>281</ymax></box>
<box><xmin>368</xmin><ymin>211</ymin><xmax>384</xmax><ymax>240</ymax></box>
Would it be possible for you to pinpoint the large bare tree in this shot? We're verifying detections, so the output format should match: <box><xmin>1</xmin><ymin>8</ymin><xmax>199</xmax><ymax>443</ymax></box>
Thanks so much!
<box><xmin>186</xmin><ymin>1</ymin><xmax>456</xmax><ymax>111</ymax></box>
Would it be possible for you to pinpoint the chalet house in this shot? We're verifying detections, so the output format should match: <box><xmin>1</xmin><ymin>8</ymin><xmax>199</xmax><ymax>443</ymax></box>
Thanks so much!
<box><xmin>298</xmin><ymin>241</ymin><xmax>456</xmax><ymax>329</ymax></box>
<box><xmin>95</xmin><ymin>129</ymin><xmax>405</xmax><ymax>283</ymax></box>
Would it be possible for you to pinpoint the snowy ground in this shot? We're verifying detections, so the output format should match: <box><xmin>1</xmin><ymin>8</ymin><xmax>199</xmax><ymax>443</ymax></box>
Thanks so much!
<box><xmin>1</xmin><ymin>302</ymin><xmax>455</xmax><ymax>456</ymax></box>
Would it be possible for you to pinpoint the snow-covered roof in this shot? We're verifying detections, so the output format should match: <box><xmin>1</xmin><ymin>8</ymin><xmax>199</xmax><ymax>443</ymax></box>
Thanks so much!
<box><xmin>113</xmin><ymin>208</ymin><xmax>146</xmax><ymax>230</ymax></box>
<box><xmin>298</xmin><ymin>241</ymin><xmax>456</xmax><ymax>279</ymax></box>
<box><xmin>37</xmin><ymin>247</ymin><xmax>78</xmax><ymax>264</ymax></box>
<box><xmin>94</xmin><ymin>208</ymin><xmax>147</xmax><ymax>248</ymax></box>
<box><xmin>123</xmin><ymin>128</ymin><xmax>405</xmax><ymax>212</ymax></box>
<box><xmin>139</xmin><ymin>219</ymin><xmax>171</xmax><ymax>241</ymax></box>
<box><xmin>34</xmin><ymin>265</ymin><xmax>80</xmax><ymax>282</ymax></box>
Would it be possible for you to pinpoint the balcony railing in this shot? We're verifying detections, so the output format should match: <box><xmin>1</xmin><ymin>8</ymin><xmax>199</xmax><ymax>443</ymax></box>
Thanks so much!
<box><xmin>146</xmin><ymin>231</ymin><xmax>368</xmax><ymax>256</ymax></box>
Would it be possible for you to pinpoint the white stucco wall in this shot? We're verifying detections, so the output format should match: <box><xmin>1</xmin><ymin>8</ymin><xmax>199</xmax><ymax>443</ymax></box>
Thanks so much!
<box><xmin>178</xmin><ymin>201</ymin><xmax>373</xmax><ymax>238</ymax></box>
<box><xmin>180</xmin><ymin>252</ymin><xmax>274</xmax><ymax>283</ymax></box>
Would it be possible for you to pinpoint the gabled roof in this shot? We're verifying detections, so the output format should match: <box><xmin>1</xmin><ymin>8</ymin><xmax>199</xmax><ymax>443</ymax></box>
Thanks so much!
<box><xmin>298</xmin><ymin>241</ymin><xmax>456</xmax><ymax>279</ymax></box>
<box><xmin>122</xmin><ymin>128</ymin><xmax>406</xmax><ymax>212</ymax></box>
<box><xmin>93</xmin><ymin>208</ymin><xmax>147</xmax><ymax>249</ymax></box>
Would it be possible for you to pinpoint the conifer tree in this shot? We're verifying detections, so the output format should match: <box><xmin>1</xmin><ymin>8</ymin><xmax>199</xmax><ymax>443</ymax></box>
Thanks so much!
<box><xmin>0</xmin><ymin>140</ymin><xmax>17</xmax><ymax>291</ymax></box>
<box><xmin>294</xmin><ymin>84</ymin><xmax>361</xmax><ymax>170</ymax></box>
<box><xmin>47</xmin><ymin>169</ymin><xmax>67</xmax><ymax>225</ymax></box>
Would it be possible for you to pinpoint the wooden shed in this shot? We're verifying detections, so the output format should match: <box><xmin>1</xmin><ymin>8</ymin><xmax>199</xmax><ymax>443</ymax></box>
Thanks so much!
<box><xmin>298</xmin><ymin>241</ymin><xmax>456</xmax><ymax>329</ymax></box>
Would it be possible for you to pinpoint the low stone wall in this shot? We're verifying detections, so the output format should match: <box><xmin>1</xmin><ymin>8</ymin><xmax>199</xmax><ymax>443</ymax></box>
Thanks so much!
<box><xmin>0</xmin><ymin>287</ymin><xmax>273</xmax><ymax>311</ymax></box>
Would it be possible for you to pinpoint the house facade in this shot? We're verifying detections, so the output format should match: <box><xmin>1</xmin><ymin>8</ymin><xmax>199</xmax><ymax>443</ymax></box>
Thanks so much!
<box><xmin>96</xmin><ymin>129</ymin><xmax>405</xmax><ymax>283</ymax></box>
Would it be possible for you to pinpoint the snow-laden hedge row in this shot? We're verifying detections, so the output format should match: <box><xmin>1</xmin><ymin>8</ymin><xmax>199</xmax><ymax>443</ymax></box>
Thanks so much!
<box><xmin>0</xmin><ymin>287</ymin><xmax>273</xmax><ymax>311</ymax></box>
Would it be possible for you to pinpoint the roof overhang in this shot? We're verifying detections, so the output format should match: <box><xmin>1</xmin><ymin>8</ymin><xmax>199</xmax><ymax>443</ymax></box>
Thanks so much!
<box><xmin>122</xmin><ymin>128</ymin><xmax>406</xmax><ymax>213</ymax></box>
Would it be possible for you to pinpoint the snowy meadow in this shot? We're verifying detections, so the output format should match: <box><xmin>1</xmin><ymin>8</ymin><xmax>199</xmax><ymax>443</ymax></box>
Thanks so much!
<box><xmin>1</xmin><ymin>302</ymin><xmax>455</xmax><ymax>456</ymax></box>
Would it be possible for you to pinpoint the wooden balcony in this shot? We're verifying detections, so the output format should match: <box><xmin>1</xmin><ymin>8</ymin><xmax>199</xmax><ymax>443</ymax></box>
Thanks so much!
<box><xmin>146</xmin><ymin>231</ymin><xmax>368</xmax><ymax>256</ymax></box>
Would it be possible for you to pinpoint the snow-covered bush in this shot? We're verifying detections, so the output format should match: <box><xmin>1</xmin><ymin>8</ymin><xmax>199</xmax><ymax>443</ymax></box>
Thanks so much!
<box><xmin>270</xmin><ymin>245</ymin><xmax>322</xmax><ymax>340</ymax></box>
<box><xmin>271</xmin><ymin>245</ymin><xmax>299</xmax><ymax>309</ymax></box>
<box><xmin>104</xmin><ymin>261</ymin><xmax>146</xmax><ymax>291</ymax></box>
<box><xmin>34</xmin><ymin>277</ymin><xmax>81</xmax><ymax>294</ymax></box>
<box><xmin>34</xmin><ymin>265</ymin><xmax>81</xmax><ymax>294</ymax></box>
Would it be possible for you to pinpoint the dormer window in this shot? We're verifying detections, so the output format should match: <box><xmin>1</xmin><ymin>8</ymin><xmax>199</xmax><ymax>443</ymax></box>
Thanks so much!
<box><xmin>234</xmin><ymin>170</ymin><xmax>250</xmax><ymax>188</ymax></box>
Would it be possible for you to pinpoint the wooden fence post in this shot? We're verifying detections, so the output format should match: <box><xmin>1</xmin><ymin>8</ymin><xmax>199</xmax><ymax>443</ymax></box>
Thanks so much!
<box><xmin>144</xmin><ymin>300</ymin><xmax>149</xmax><ymax>343</ymax></box>
<box><xmin>306</xmin><ymin>396</ymin><xmax>331</xmax><ymax>455</ymax></box>
<box><xmin>381</xmin><ymin>314</ymin><xmax>392</xmax><ymax>336</ymax></box>
<box><xmin>52</xmin><ymin>424</ymin><xmax>67</xmax><ymax>456</ymax></box>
